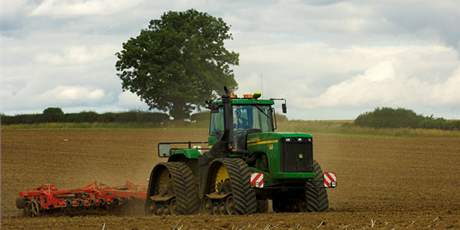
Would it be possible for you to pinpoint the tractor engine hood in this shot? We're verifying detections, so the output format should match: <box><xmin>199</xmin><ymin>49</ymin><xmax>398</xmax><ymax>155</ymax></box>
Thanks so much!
<box><xmin>247</xmin><ymin>131</ymin><xmax>315</xmax><ymax>176</ymax></box>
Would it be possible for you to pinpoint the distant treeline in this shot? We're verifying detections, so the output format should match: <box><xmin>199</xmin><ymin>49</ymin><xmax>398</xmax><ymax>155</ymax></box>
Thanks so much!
<box><xmin>355</xmin><ymin>107</ymin><xmax>460</xmax><ymax>130</ymax></box>
<box><xmin>1</xmin><ymin>107</ymin><xmax>170</xmax><ymax>125</ymax></box>
<box><xmin>1</xmin><ymin>107</ymin><xmax>289</xmax><ymax>125</ymax></box>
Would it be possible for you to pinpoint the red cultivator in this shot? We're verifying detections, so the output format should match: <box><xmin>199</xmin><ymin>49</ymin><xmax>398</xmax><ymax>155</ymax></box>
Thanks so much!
<box><xmin>16</xmin><ymin>181</ymin><xmax>146</xmax><ymax>217</ymax></box>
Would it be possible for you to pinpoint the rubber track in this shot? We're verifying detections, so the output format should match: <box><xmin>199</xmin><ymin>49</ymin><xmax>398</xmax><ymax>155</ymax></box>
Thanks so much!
<box><xmin>162</xmin><ymin>162</ymin><xmax>200</xmax><ymax>214</ymax></box>
<box><xmin>304</xmin><ymin>161</ymin><xmax>329</xmax><ymax>212</ymax></box>
<box><xmin>219</xmin><ymin>158</ymin><xmax>257</xmax><ymax>214</ymax></box>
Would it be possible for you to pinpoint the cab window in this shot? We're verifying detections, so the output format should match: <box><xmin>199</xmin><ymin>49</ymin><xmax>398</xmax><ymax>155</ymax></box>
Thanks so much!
<box><xmin>233</xmin><ymin>105</ymin><xmax>273</xmax><ymax>132</ymax></box>
<box><xmin>209</xmin><ymin>107</ymin><xmax>224</xmax><ymax>136</ymax></box>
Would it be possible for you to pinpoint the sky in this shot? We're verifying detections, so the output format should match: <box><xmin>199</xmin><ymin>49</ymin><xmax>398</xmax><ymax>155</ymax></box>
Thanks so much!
<box><xmin>1</xmin><ymin>0</ymin><xmax>459</xmax><ymax>119</ymax></box>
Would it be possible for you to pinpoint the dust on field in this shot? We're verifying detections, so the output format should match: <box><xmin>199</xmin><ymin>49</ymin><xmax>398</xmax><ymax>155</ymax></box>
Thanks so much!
<box><xmin>1</xmin><ymin>128</ymin><xmax>460</xmax><ymax>229</ymax></box>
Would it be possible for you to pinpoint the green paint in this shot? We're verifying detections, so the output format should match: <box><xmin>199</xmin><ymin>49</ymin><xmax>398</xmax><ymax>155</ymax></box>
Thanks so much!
<box><xmin>170</xmin><ymin>148</ymin><xmax>202</xmax><ymax>159</ymax></box>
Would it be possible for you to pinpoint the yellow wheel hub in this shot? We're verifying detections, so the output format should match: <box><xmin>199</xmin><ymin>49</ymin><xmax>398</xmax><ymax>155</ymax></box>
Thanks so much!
<box><xmin>214</xmin><ymin>164</ymin><xmax>230</xmax><ymax>192</ymax></box>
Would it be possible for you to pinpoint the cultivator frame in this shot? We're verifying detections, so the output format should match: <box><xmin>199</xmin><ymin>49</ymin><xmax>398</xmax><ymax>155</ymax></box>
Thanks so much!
<box><xmin>16</xmin><ymin>181</ymin><xmax>146</xmax><ymax>217</ymax></box>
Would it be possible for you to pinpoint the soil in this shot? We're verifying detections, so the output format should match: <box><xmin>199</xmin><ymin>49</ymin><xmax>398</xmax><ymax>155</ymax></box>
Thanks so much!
<box><xmin>1</xmin><ymin>128</ymin><xmax>460</xmax><ymax>229</ymax></box>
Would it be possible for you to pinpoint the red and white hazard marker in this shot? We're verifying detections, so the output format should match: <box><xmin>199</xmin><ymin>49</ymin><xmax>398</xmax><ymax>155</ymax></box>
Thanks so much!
<box><xmin>323</xmin><ymin>171</ymin><xmax>337</xmax><ymax>188</ymax></box>
<box><xmin>250</xmin><ymin>173</ymin><xmax>264</xmax><ymax>188</ymax></box>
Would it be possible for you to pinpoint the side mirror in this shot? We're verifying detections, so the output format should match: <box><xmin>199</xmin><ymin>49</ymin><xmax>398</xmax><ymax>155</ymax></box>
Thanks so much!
<box><xmin>282</xmin><ymin>103</ymin><xmax>287</xmax><ymax>113</ymax></box>
<box><xmin>158</xmin><ymin>143</ymin><xmax>171</xmax><ymax>157</ymax></box>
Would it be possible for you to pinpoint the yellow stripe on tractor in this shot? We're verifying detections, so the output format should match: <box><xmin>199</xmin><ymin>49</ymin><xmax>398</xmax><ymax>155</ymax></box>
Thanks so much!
<box><xmin>247</xmin><ymin>140</ymin><xmax>277</xmax><ymax>146</ymax></box>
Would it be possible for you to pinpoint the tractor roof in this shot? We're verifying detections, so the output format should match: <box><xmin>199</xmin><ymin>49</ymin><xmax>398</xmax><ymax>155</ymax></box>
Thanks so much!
<box><xmin>211</xmin><ymin>98</ymin><xmax>274</xmax><ymax>106</ymax></box>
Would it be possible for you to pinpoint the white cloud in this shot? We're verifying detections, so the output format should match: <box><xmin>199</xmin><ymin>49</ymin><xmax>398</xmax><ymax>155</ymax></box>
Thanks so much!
<box><xmin>301</xmin><ymin>52</ymin><xmax>460</xmax><ymax>109</ymax></box>
<box><xmin>432</xmin><ymin>67</ymin><xmax>460</xmax><ymax>105</ymax></box>
<box><xmin>117</xmin><ymin>91</ymin><xmax>148</xmax><ymax>110</ymax></box>
<box><xmin>0</xmin><ymin>84</ymin><xmax>112</xmax><ymax>114</ymax></box>
<box><xmin>30</xmin><ymin>0</ymin><xmax>143</xmax><ymax>17</ymax></box>
<box><xmin>35</xmin><ymin>45</ymin><xmax>116</xmax><ymax>65</ymax></box>
<box><xmin>40</xmin><ymin>85</ymin><xmax>106</xmax><ymax>101</ymax></box>
<box><xmin>0</xmin><ymin>0</ymin><xmax>27</xmax><ymax>15</ymax></box>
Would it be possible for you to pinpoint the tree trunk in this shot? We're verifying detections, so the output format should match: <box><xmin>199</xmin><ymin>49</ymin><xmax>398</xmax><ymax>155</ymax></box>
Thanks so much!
<box><xmin>170</xmin><ymin>101</ymin><xmax>189</xmax><ymax>121</ymax></box>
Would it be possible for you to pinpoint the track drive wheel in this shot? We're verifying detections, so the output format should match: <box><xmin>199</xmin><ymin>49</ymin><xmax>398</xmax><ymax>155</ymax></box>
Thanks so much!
<box><xmin>145</xmin><ymin>162</ymin><xmax>200</xmax><ymax>215</ymax></box>
<box><xmin>207</xmin><ymin>158</ymin><xmax>257</xmax><ymax>215</ymax></box>
<box><xmin>304</xmin><ymin>160</ymin><xmax>329</xmax><ymax>212</ymax></box>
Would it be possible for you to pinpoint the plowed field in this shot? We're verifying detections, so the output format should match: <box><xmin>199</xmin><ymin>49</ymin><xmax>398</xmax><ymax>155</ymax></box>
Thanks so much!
<box><xmin>1</xmin><ymin>128</ymin><xmax>460</xmax><ymax>229</ymax></box>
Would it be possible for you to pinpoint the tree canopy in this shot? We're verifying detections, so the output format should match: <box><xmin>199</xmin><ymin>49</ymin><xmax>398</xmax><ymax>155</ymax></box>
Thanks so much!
<box><xmin>354</xmin><ymin>107</ymin><xmax>460</xmax><ymax>130</ymax></box>
<box><xmin>115</xmin><ymin>9</ymin><xmax>239</xmax><ymax>119</ymax></box>
<box><xmin>42</xmin><ymin>107</ymin><xmax>64</xmax><ymax>122</ymax></box>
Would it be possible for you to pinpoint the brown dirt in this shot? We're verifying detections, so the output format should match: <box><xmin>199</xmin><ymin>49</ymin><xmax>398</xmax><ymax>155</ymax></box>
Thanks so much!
<box><xmin>1</xmin><ymin>128</ymin><xmax>460</xmax><ymax>229</ymax></box>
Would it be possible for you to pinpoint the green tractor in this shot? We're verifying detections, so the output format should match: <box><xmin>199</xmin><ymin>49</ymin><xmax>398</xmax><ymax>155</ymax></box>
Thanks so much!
<box><xmin>145</xmin><ymin>88</ymin><xmax>335</xmax><ymax>215</ymax></box>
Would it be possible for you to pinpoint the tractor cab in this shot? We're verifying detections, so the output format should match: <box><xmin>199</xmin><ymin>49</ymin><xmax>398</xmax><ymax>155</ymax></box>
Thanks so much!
<box><xmin>207</xmin><ymin>94</ymin><xmax>278</xmax><ymax>152</ymax></box>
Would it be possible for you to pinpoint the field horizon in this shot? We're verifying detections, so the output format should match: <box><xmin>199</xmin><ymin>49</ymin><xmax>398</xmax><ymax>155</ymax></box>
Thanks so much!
<box><xmin>2</xmin><ymin>120</ymin><xmax>460</xmax><ymax>138</ymax></box>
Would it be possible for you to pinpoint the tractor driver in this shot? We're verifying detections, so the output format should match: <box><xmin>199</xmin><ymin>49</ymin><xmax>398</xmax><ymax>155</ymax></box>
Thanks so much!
<box><xmin>234</xmin><ymin>106</ymin><xmax>251</xmax><ymax>130</ymax></box>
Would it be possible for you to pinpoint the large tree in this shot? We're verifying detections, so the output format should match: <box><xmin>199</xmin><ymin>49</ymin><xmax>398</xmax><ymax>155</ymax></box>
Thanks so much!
<box><xmin>115</xmin><ymin>9</ymin><xmax>238</xmax><ymax>120</ymax></box>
